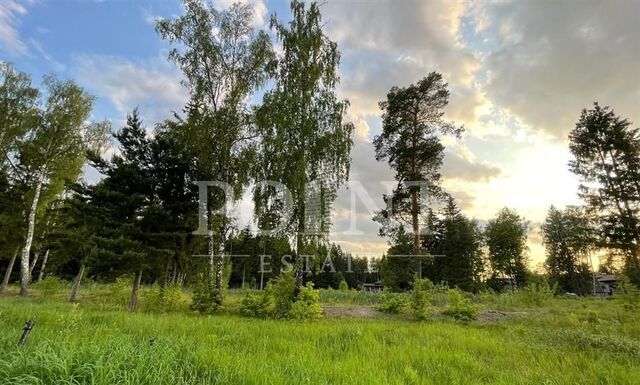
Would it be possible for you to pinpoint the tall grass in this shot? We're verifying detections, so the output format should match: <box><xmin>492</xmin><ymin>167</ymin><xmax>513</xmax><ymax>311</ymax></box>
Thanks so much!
<box><xmin>0</xmin><ymin>289</ymin><xmax>639</xmax><ymax>384</ymax></box>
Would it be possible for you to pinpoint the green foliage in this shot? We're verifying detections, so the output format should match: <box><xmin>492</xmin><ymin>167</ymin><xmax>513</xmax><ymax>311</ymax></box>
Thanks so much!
<box><xmin>2</xmin><ymin>294</ymin><xmax>640</xmax><ymax>385</ymax></box>
<box><xmin>239</xmin><ymin>292</ymin><xmax>271</xmax><ymax>318</ymax></box>
<box><xmin>617</xmin><ymin>275</ymin><xmax>640</xmax><ymax>311</ymax></box>
<box><xmin>373</xmin><ymin>72</ymin><xmax>463</xmax><ymax>249</ymax></box>
<box><xmin>289</xmin><ymin>283</ymin><xmax>323</xmax><ymax>320</ymax></box>
<box><xmin>191</xmin><ymin>276</ymin><xmax>223</xmax><ymax>314</ymax></box>
<box><xmin>338</xmin><ymin>278</ymin><xmax>349</xmax><ymax>292</ymax></box>
<box><xmin>542</xmin><ymin>206</ymin><xmax>596</xmax><ymax>295</ymax></box>
<box><xmin>443</xmin><ymin>289</ymin><xmax>478</xmax><ymax>321</ymax></box>
<box><xmin>484</xmin><ymin>207</ymin><xmax>529</xmax><ymax>286</ymax></box>
<box><xmin>108</xmin><ymin>275</ymin><xmax>133</xmax><ymax>307</ymax></box>
<box><xmin>378</xmin><ymin>292</ymin><xmax>410</xmax><ymax>314</ymax></box>
<box><xmin>410</xmin><ymin>278</ymin><xmax>434</xmax><ymax>320</ymax></box>
<box><xmin>240</xmin><ymin>272</ymin><xmax>322</xmax><ymax>320</ymax></box>
<box><xmin>32</xmin><ymin>276</ymin><xmax>67</xmax><ymax>298</ymax></box>
<box><xmin>144</xmin><ymin>284</ymin><xmax>184</xmax><ymax>313</ymax></box>
<box><xmin>517</xmin><ymin>282</ymin><xmax>556</xmax><ymax>306</ymax></box>
<box><xmin>568</xmin><ymin>103</ymin><xmax>640</xmax><ymax>272</ymax></box>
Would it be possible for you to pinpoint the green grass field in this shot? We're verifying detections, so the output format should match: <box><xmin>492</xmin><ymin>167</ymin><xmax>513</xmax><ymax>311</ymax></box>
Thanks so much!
<box><xmin>0</xmin><ymin>285</ymin><xmax>639</xmax><ymax>385</ymax></box>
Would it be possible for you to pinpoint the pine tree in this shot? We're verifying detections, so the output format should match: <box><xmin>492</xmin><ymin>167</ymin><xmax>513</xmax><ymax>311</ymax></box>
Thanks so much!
<box><xmin>373</xmin><ymin>72</ymin><xmax>463</xmax><ymax>255</ymax></box>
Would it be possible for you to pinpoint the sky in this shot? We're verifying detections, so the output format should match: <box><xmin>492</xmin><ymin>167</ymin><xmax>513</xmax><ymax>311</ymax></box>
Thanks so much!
<box><xmin>1</xmin><ymin>0</ymin><xmax>639</xmax><ymax>266</ymax></box>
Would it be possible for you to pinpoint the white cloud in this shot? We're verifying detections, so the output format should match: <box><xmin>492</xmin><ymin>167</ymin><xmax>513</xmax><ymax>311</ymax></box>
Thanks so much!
<box><xmin>72</xmin><ymin>54</ymin><xmax>188</xmax><ymax>126</ymax></box>
<box><xmin>473</xmin><ymin>0</ymin><xmax>640</xmax><ymax>139</ymax></box>
<box><xmin>0</xmin><ymin>0</ymin><xmax>29</xmax><ymax>55</ymax></box>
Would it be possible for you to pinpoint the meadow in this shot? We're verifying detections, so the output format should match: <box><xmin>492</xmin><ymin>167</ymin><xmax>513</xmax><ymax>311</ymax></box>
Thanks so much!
<box><xmin>0</xmin><ymin>282</ymin><xmax>639</xmax><ymax>385</ymax></box>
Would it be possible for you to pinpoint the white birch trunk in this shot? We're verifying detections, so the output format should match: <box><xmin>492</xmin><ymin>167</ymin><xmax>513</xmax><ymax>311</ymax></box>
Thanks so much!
<box><xmin>20</xmin><ymin>174</ymin><xmax>44</xmax><ymax>296</ymax></box>
<box><xmin>37</xmin><ymin>249</ymin><xmax>49</xmax><ymax>282</ymax></box>
<box><xmin>29</xmin><ymin>252</ymin><xmax>39</xmax><ymax>281</ymax></box>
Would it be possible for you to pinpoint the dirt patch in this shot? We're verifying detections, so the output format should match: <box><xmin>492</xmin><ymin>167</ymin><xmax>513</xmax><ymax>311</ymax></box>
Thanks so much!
<box><xmin>477</xmin><ymin>309</ymin><xmax>529</xmax><ymax>323</ymax></box>
<box><xmin>323</xmin><ymin>305</ymin><xmax>380</xmax><ymax>318</ymax></box>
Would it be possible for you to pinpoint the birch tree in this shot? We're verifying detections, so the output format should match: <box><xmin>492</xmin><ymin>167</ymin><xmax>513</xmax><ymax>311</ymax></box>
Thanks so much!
<box><xmin>16</xmin><ymin>76</ymin><xmax>109</xmax><ymax>296</ymax></box>
<box><xmin>0</xmin><ymin>63</ymin><xmax>39</xmax><ymax>164</ymax></box>
<box><xmin>156</xmin><ymin>1</ymin><xmax>273</xmax><ymax>308</ymax></box>
<box><xmin>254</xmin><ymin>0</ymin><xmax>354</xmax><ymax>291</ymax></box>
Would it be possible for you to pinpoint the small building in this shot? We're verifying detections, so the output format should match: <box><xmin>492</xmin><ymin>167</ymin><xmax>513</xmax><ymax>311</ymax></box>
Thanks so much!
<box><xmin>360</xmin><ymin>281</ymin><xmax>384</xmax><ymax>293</ymax></box>
<box><xmin>595</xmin><ymin>274</ymin><xmax>617</xmax><ymax>295</ymax></box>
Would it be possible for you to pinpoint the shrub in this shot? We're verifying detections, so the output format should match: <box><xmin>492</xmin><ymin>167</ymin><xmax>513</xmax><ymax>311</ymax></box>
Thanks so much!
<box><xmin>617</xmin><ymin>275</ymin><xmax>640</xmax><ymax>311</ymax></box>
<box><xmin>239</xmin><ymin>292</ymin><xmax>272</xmax><ymax>318</ymax></box>
<box><xmin>191</xmin><ymin>276</ymin><xmax>223</xmax><ymax>314</ymax></box>
<box><xmin>378</xmin><ymin>292</ymin><xmax>410</xmax><ymax>314</ymax></box>
<box><xmin>410</xmin><ymin>278</ymin><xmax>434</xmax><ymax>320</ymax></box>
<box><xmin>109</xmin><ymin>275</ymin><xmax>133</xmax><ymax>307</ymax></box>
<box><xmin>239</xmin><ymin>272</ymin><xmax>323</xmax><ymax>320</ymax></box>
<box><xmin>289</xmin><ymin>283</ymin><xmax>323</xmax><ymax>320</ymax></box>
<box><xmin>33</xmin><ymin>276</ymin><xmax>67</xmax><ymax>298</ymax></box>
<box><xmin>517</xmin><ymin>282</ymin><xmax>555</xmax><ymax>306</ymax></box>
<box><xmin>145</xmin><ymin>284</ymin><xmax>184</xmax><ymax>313</ymax></box>
<box><xmin>443</xmin><ymin>289</ymin><xmax>478</xmax><ymax>321</ymax></box>
<box><xmin>338</xmin><ymin>279</ymin><xmax>349</xmax><ymax>292</ymax></box>
<box><xmin>268</xmin><ymin>272</ymin><xmax>297</xmax><ymax>318</ymax></box>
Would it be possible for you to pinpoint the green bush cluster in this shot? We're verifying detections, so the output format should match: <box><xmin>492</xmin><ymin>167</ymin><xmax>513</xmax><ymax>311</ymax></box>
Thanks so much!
<box><xmin>617</xmin><ymin>275</ymin><xmax>640</xmax><ymax>311</ymax></box>
<box><xmin>442</xmin><ymin>289</ymin><xmax>478</xmax><ymax>321</ymax></box>
<box><xmin>411</xmin><ymin>278</ymin><xmax>434</xmax><ymax>320</ymax></box>
<box><xmin>32</xmin><ymin>277</ymin><xmax>67</xmax><ymax>298</ymax></box>
<box><xmin>240</xmin><ymin>272</ymin><xmax>322</xmax><ymax>320</ymax></box>
<box><xmin>144</xmin><ymin>284</ymin><xmax>184</xmax><ymax>313</ymax></box>
<box><xmin>517</xmin><ymin>282</ymin><xmax>555</xmax><ymax>306</ymax></box>
<box><xmin>191</xmin><ymin>276</ymin><xmax>223</xmax><ymax>314</ymax></box>
<box><xmin>378</xmin><ymin>292</ymin><xmax>410</xmax><ymax>314</ymax></box>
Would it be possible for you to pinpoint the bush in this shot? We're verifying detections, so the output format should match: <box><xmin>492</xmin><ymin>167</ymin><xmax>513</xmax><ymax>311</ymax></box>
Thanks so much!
<box><xmin>109</xmin><ymin>275</ymin><xmax>133</xmax><ymax>307</ymax></box>
<box><xmin>145</xmin><ymin>284</ymin><xmax>184</xmax><ymax>313</ymax></box>
<box><xmin>239</xmin><ymin>272</ymin><xmax>323</xmax><ymax>320</ymax></box>
<box><xmin>517</xmin><ymin>282</ymin><xmax>555</xmax><ymax>306</ymax></box>
<box><xmin>410</xmin><ymin>278</ymin><xmax>434</xmax><ymax>320</ymax></box>
<box><xmin>289</xmin><ymin>283</ymin><xmax>323</xmax><ymax>320</ymax></box>
<box><xmin>617</xmin><ymin>275</ymin><xmax>640</xmax><ymax>311</ymax></box>
<box><xmin>443</xmin><ymin>289</ymin><xmax>478</xmax><ymax>321</ymax></box>
<box><xmin>33</xmin><ymin>277</ymin><xmax>67</xmax><ymax>298</ymax></box>
<box><xmin>378</xmin><ymin>292</ymin><xmax>410</xmax><ymax>314</ymax></box>
<box><xmin>191</xmin><ymin>276</ymin><xmax>223</xmax><ymax>314</ymax></box>
<box><xmin>239</xmin><ymin>292</ymin><xmax>272</xmax><ymax>318</ymax></box>
<box><xmin>338</xmin><ymin>279</ymin><xmax>349</xmax><ymax>292</ymax></box>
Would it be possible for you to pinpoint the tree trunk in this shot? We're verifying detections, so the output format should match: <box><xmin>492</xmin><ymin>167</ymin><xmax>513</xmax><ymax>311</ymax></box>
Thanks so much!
<box><xmin>20</xmin><ymin>176</ymin><xmax>44</xmax><ymax>296</ymax></box>
<box><xmin>37</xmin><ymin>249</ymin><xmax>49</xmax><ymax>282</ymax></box>
<box><xmin>1</xmin><ymin>248</ymin><xmax>19</xmax><ymax>294</ymax></box>
<box><xmin>171</xmin><ymin>258</ymin><xmax>178</xmax><ymax>285</ymax></box>
<box><xmin>69</xmin><ymin>262</ymin><xmax>86</xmax><ymax>302</ymax></box>
<box><xmin>411</xmin><ymin>189</ymin><xmax>421</xmax><ymax>254</ymax></box>
<box><xmin>208</xmin><ymin>231</ymin><xmax>215</xmax><ymax>279</ymax></box>
<box><xmin>128</xmin><ymin>269</ymin><xmax>143</xmax><ymax>312</ymax></box>
<box><xmin>29</xmin><ymin>252</ymin><xmax>39</xmax><ymax>282</ymax></box>
<box><xmin>214</xmin><ymin>236</ymin><xmax>225</xmax><ymax>306</ymax></box>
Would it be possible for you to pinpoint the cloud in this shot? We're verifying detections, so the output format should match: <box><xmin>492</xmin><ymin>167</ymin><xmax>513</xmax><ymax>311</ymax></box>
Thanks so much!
<box><xmin>321</xmin><ymin>0</ymin><xmax>482</xmax><ymax>133</ymax></box>
<box><xmin>442</xmin><ymin>151</ymin><xmax>502</xmax><ymax>183</ymax></box>
<box><xmin>0</xmin><ymin>0</ymin><xmax>30</xmax><ymax>55</ymax></box>
<box><xmin>472</xmin><ymin>0</ymin><xmax>640</xmax><ymax>139</ymax></box>
<box><xmin>72</xmin><ymin>54</ymin><xmax>188</xmax><ymax>126</ymax></box>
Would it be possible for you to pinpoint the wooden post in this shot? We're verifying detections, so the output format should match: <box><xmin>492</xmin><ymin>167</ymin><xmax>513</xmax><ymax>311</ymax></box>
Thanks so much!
<box><xmin>18</xmin><ymin>320</ymin><xmax>34</xmax><ymax>346</ymax></box>
<box><xmin>69</xmin><ymin>263</ymin><xmax>86</xmax><ymax>302</ymax></box>
<box><xmin>128</xmin><ymin>269</ymin><xmax>143</xmax><ymax>312</ymax></box>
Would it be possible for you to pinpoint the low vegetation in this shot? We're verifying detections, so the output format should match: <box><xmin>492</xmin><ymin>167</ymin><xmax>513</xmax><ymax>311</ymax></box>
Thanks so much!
<box><xmin>1</xmin><ymin>283</ymin><xmax>639</xmax><ymax>385</ymax></box>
